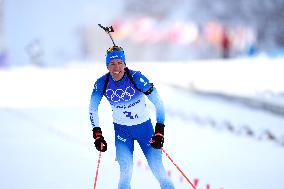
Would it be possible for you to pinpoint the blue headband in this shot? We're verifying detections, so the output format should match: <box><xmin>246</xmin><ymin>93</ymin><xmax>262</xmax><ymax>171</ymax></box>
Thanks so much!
<box><xmin>106</xmin><ymin>50</ymin><xmax>126</xmax><ymax>67</ymax></box>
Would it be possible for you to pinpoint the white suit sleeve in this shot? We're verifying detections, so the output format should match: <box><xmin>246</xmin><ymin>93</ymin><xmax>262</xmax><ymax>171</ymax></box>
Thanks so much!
<box><xmin>89</xmin><ymin>78</ymin><xmax>104</xmax><ymax>128</ymax></box>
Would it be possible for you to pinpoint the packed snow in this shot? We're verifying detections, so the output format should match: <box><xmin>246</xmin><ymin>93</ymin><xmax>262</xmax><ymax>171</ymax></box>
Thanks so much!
<box><xmin>1</xmin><ymin>58</ymin><xmax>284</xmax><ymax>189</ymax></box>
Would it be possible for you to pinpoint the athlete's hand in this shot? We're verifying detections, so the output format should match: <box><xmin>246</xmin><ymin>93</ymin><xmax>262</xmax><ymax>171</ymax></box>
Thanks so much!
<box><xmin>150</xmin><ymin>123</ymin><xmax>165</xmax><ymax>149</ymax></box>
<box><xmin>93</xmin><ymin>127</ymin><xmax>107</xmax><ymax>152</ymax></box>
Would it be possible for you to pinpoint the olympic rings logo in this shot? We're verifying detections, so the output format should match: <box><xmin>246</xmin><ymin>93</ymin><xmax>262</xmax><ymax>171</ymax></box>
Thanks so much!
<box><xmin>105</xmin><ymin>86</ymin><xmax>136</xmax><ymax>102</ymax></box>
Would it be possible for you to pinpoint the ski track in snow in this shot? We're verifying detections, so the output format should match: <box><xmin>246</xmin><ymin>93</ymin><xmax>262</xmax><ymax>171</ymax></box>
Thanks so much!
<box><xmin>1</xmin><ymin>59</ymin><xmax>284</xmax><ymax>189</ymax></box>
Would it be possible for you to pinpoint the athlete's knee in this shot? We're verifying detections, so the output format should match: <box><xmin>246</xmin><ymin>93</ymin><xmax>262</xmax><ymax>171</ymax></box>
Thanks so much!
<box><xmin>118</xmin><ymin>158</ymin><xmax>133</xmax><ymax>169</ymax></box>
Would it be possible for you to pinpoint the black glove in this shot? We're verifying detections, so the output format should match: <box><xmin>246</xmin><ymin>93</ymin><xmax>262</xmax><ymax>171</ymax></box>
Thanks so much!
<box><xmin>150</xmin><ymin>123</ymin><xmax>165</xmax><ymax>149</ymax></box>
<box><xmin>92</xmin><ymin>127</ymin><xmax>107</xmax><ymax>152</ymax></box>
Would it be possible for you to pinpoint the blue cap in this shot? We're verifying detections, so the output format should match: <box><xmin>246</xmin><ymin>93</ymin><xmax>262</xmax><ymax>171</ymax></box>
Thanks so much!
<box><xmin>106</xmin><ymin>50</ymin><xmax>126</xmax><ymax>67</ymax></box>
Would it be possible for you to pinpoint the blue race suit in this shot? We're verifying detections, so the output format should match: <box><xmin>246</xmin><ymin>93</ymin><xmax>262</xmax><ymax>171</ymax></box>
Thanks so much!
<box><xmin>89</xmin><ymin>69</ymin><xmax>175</xmax><ymax>189</ymax></box>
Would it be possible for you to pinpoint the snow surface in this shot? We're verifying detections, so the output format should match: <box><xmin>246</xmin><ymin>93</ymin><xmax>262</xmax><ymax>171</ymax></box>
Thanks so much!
<box><xmin>1</xmin><ymin>58</ymin><xmax>284</xmax><ymax>189</ymax></box>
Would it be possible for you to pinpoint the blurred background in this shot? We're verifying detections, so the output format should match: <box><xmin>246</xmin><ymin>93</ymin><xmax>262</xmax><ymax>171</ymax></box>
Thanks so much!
<box><xmin>1</xmin><ymin>0</ymin><xmax>284</xmax><ymax>67</ymax></box>
<box><xmin>1</xmin><ymin>0</ymin><xmax>284</xmax><ymax>189</ymax></box>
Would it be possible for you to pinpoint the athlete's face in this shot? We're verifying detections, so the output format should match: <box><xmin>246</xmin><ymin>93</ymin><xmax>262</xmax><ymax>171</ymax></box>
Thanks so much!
<box><xmin>107</xmin><ymin>59</ymin><xmax>126</xmax><ymax>81</ymax></box>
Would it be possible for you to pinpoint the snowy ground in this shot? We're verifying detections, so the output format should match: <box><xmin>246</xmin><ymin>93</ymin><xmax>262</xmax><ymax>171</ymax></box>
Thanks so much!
<box><xmin>1</xmin><ymin>58</ymin><xmax>284</xmax><ymax>189</ymax></box>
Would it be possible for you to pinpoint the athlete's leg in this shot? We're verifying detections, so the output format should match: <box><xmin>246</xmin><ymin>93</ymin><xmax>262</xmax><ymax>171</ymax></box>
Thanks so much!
<box><xmin>114</xmin><ymin>124</ymin><xmax>135</xmax><ymax>189</ymax></box>
<box><xmin>135</xmin><ymin>120</ymin><xmax>175</xmax><ymax>189</ymax></box>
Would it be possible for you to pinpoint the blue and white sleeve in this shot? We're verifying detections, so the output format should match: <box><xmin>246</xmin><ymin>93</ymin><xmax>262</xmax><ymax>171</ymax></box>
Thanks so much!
<box><xmin>132</xmin><ymin>71</ymin><xmax>153</xmax><ymax>93</ymax></box>
<box><xmin>133</xmin><ymin>71</ymin><xmax>165</xmax><ymax>124</ymax></box>
<box><xmin>146</xmin><ymin>88</ymin><xmax>165</xmax><ymax>124</ymax></box>
<box><xmin>89</xmin><ymin>78</ymin><xmax>104</xmax><ymax>129</ymax></box>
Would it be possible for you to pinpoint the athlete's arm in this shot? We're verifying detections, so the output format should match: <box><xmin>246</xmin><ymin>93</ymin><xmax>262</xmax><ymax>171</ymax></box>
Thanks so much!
<box><xmin>132</xmin><ymin>71</ymin><xmax>165</xmax><ymax>124</ymax></box>
<box><xmin>89</xmin><ymin>77</ymin><xmax>105</xmax><ymax>128</ymax></box>
<box><xmin>146</xmin><ymin>88</ymin><xmax>165</xmax><ymax>124</ymax></box>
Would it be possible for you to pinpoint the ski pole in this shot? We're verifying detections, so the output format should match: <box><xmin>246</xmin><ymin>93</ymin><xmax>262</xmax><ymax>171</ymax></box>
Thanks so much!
<box><xmin>94</xmin><ymin>151</ymin><xmax>102</xmax><ymax>189</ymax></box>
<box><xmin>161</xmin><ymin>148</ymin><xmax>196</xmax><ymax>189</ymax></box>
